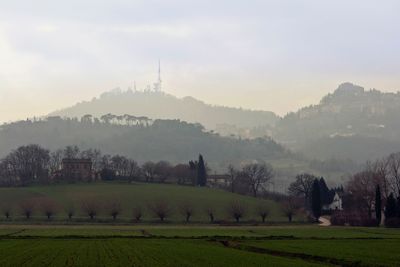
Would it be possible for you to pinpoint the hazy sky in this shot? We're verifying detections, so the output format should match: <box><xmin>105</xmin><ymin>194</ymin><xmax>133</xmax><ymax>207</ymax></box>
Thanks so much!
<box><xmin>1</xmin><ymin>0</ymin><xmax>400</xmax><ymax>123</ymax></box>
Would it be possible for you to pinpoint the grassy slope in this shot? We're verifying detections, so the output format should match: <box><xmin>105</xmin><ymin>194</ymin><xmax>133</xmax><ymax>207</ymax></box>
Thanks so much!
<box><xmin>0</xmin><ymin>182</ymin><xmax>288</xmax><ymax>222</ymax></box>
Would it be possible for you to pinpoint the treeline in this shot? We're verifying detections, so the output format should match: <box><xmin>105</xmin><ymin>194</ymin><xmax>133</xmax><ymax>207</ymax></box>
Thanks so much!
<box><xmin>0</xmin><ymin>144</ymin><xmax>207</xmax><ymax>187</ymax></box>
<box><xmin>0</xmin><ymin>197</ymin><xmax>274</xmax><ymax>223</ymax></box>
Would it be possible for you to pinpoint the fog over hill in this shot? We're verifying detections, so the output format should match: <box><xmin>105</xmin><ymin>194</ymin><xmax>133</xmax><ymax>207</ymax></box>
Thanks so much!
<box><xmin>48</xmin><ymin>83</ymin><xmax>400</xmax><ymax>163</ymax></box>
<box><xmin>50</xmin><ymin>88</ymin><xmax>278</xmax><ymax>131</ymax></box>
<box><xmin>275</xmin><ymin>83</ymin><xmax>400</xmax><ymax>162</ymax></box>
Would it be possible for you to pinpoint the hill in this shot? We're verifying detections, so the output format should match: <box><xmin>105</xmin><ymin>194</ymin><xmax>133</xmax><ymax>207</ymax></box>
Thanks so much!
<box><xmin>0</xmin><ymin>117</ymin><xmax>289</xmax><ymax>169</ymax></box>
<box><xmin>50</xmin><ymin>89</ymin><xmax>278</xmax><ymax>131</ymax></box>
<box><xmin>0</xmin><ymin>182</ymin><xmax>286</xmax><ymax>222</ymax></box>
<box><xmin>274</xmin><ymin>83</ymin><xmax>400</xmax><ymax>162</ymax></box>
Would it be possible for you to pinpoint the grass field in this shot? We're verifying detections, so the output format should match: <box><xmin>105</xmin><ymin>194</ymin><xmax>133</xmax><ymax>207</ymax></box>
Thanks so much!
<box><xmin>0</xmin><ymin>225</ymin><xmax>399</xmax><ymax>266</ymax></box>
<box><xmin>0</xmin><ymin>182</ymin><xmax>290</xmax><ymax>222</ymax></box>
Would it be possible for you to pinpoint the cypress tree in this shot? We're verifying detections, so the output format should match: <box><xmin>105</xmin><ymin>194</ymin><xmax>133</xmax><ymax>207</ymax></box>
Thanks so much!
<box><xmin>375</xmin><ymin>185</ymin><xmax>381</xmax><ymax>226</ymax></box>
<box><xmin>197</xmin><ymin>154</ymin><xmax>207</xmax><ymax>187</ymax></box>
<box><xmin>311</xmin><ymin>179</ymin><xmax>321</xmax><ymax>221</ymax></box>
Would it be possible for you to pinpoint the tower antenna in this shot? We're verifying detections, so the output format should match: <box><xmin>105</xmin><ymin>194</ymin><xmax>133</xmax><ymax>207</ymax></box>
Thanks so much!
<box><xmin>158</xmin><ymin>59</ymin><xmax>162</xmax><ymax>92</ymax></box>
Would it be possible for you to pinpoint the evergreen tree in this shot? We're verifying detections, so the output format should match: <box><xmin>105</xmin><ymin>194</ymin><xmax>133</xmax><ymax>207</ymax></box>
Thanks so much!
<box><xmin>197</xmin><ymin>154</ymin><xmax>207</xmax><ymax>187</ymax></box>
<box><xmin>311</xmin><ymin>179</ymin><xmax>321</xmax><ymax>221</ymax></box>
<box><xmin>375</xmin><ymin>185</ymin><xmax>381</xmax><ymax>226</ymax></box>
<box><xmin>385</xmin><ymin>193</ymin><xmax>397</xmax><ymax>219</ymax></box>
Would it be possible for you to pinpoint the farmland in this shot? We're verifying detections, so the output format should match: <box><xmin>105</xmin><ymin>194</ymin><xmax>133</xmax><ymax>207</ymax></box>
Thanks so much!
<box><xmin>0</xmin><ymin>225</ymin><xmax>399</xmax><ymax>266</ymax></box>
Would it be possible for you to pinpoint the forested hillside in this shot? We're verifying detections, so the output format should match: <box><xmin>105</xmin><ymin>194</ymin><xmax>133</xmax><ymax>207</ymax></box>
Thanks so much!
<box><xmin>0</xmin><ymin>117</ymin><xmax>287</xmax><ymax>167</ymax></box>
<box><xmin>50</xmin><ymin>89</ymin><xmax>278</xmax><ymax>131</ymax></box>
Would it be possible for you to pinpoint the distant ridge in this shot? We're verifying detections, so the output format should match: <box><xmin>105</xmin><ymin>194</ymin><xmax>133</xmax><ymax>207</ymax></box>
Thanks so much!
<box><xmin>50</xmin><ymin>89</ymin><xmax>278</xmax><ymax>130</ymax></box>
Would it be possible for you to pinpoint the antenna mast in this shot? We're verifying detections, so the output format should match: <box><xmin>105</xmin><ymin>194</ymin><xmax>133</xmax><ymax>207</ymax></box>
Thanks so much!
<box><xmin>157</xmin><ymin>59</ymin><xmax>162</xmax><ymax>92</ymax></box>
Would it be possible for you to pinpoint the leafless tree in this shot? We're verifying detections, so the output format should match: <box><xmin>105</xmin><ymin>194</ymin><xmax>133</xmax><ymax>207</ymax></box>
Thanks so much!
<box><xmin>40</xmin><ymin>198</ymin><xmax>57</xmax><ymax>220</ymax></box>
<box><xmin>241</xmin><ymin>163</ymin><xmax>274</xmax><ymax>197</ymax></box>
<box><xmin>20</xmin><ymin>200</ymin><xmax>35</xmax><ymax>219</ymax></box>
<box><xmin>4</xmin><ymin>145</ymin><xmax>50</xmax><ymax>185</ymax></box>
<box><xmin>132</xmin><ymin>206</ymin><xmax>144</xmax><ymax>222</ymax></box>
<box><xmin>149</xmin><ymin>200</ymin><xmax>171</xmax><ymax>222</ymax></box>
<box><xmin>63</xmin><ymin>145</ymin><xmax>80</xmax><ymax>159</ymax></box>
<box><xmin>282</xmin><ymin>197</ymin><xmax>299</xmax><ymax>223</ymax></box>
<box><xmin>387</xmin><ymin>153</ymin><xmax>400</xmax><ymax>196</ymax></box>
<box><xmin>288</xmin><ymin>173</ymin><xmax>316</xmax><ymax>209</ymax></box>
<box><xmin>179</xmin><ymin>202</ymin><xmax>195</xmax><ymax>222</ymax></box>
<box><xmin>49</xmin><ymin>149</ymin><xmax>63</xmax><ymax>174</ymax></box>
<box><xmin>227</xmin><ymin>164</ymin><xmax>238</xmax><ymax>193</ymax></box>
<box><xmin>347</xmin><ymin>170</ymin><xmax>377</xmax><ymax>218</ymax></box>
<box><xmin>205</xmin><ymin>206</ymin><xmax>216</xmax><ymax>223</ymax></box>
<box><xmin>109</xmin><ymin>201</ymin><xmax>122</xmax><ymax>220</ymax></box>
<box><xmin>1</xmin><ymin>205</ymin><xmax>12</xmax><ymax>219</ymax></box>
<box><xmin>142</xmin><ymin>162</ymin><xmax>157</xmax><ymax>182</ymax></box>
<box><xmin>257</xmin><ymin>204</ymin><xmax>269</xmax><ymax>223</ymax></box>
<box><xmin>64</xmin><ymin>203</ymin><xmax>75</xmax><ymax>220</ymax></box>
<box><xmin>173</xmin><ymin>164</ymin><xmax>192</xmax><ymax>185</ymax></box>
<box><xmin>154</xmin><ymin>161</ymin><xmax>173</xmax><ymax>183</ymax></box>
<box><xmin>228</xmin><ymin>201</ymin><xmax>246</xmax><ymax>223</ymax></box>
<box><xmin>81</xmin><ymin>199</ymin><xmax>100</xmax><ymax>220</ymax></box>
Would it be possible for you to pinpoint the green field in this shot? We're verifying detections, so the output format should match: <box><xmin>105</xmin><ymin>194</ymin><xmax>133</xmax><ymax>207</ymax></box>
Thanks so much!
<box><xmin>0</xmin><ymin>225</ymin><xmax>399</xmax><ymax>266</ymax></box>
<box><xmin>0</xmin><ymin>182</ymin><xmax>290</xmax><ymax>222</ymax></box>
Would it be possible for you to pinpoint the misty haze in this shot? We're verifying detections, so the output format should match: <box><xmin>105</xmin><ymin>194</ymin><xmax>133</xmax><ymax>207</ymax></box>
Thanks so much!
<box><xmin>0</xmin><ymin>1</ymin><xmax>400</xmax><ymax>267</ymax></box>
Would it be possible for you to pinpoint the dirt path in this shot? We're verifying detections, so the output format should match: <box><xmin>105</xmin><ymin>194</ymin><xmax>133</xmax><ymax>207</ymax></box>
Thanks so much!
<box><xmin>319</xmin><ymin>217</ymin><xmax>331</xmax><ymax>227</ymax></box>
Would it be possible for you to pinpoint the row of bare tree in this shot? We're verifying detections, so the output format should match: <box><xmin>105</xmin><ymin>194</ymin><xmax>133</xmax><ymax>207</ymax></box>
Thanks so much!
<box><xmin>1</xmin><ymin>198</ymin><xmax>281</xmax><ymax>223</ymax></box>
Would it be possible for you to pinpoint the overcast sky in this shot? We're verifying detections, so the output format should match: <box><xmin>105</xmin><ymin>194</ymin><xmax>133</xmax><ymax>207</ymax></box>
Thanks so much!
<box><xmin>0</xmin><ymin>0</ymin><xmax>399</xmax><ymax>122</ymax></box>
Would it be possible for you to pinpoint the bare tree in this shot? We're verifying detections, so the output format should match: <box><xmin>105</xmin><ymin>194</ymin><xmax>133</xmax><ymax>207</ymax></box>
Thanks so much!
<box><xmin>241</xmin><ymin>163</ymin><xmax>274</xmax><ymax>197</ymax></box>
<box><xmin>347</xmin><ymin>170</ymin><xmax>377</xmax><ymax>218</ymax></box>
<box><xmin>256</xmin><ymin>204</ymin><xmax>269</xmax><ymax>223</ymax></box>
<box><xmin>205</xmin><ymin>206</ymin><xmax>216</xmax><ymax>223</ymax></box>
<box><xmin>154</xmin><ymin>161</ymin><xmax>173</xmax><ymax>183</ymax></box>
<box><xmin>149</xmin><ymin>200</ymin><xmax>171</xmax><ymax>222</ymax></box>
<box><xmin>179</xmin><ymin>202</ymin><xmax>195</xmax><ymax>223</ymax></box>
<box><xmin>228</xmin><ymin>201</ymin><xmax>246</xmax><ymax>223</ymax></box>
<box><xmin>282</xmin><ymin>197</ymin><xmax>299</xmax><ymax>223</ymax></box>
<box><xmin>40</xmin><ymin>198</ymin><xmax>57</xmax><ymax>220</ymax></box>
<box><xmin>20</xmin><ymin>200</ymin><xmax>35</xmax><ymax>220</ymax></box>
<box><xmin>64</xmin><ymin>203</ymin><xmax>75</xmax><ymax>220</ymax></box>
<box><xmin>81</xmin><ymin>199</ymin><xmax>100</xmax><ymax>220</ymax></box>
<box><xmin>49</xmin><ymin>149</ymin><xmax>63</xmax><ymax>174</ymax></box>
<box><xmin>63</xmin><ymin>145</ymin><xmax>80</xmax><ymax>159</ymax></box>
<box><xmin>109</xmin><ymin>201</ymin><xmax>122</xmax><ymax>220</ymax></box>
<box><xmin>133</xmin><ymin>206</ymin><xmax>143</xmax><ymax>222</ymax></box>
<box><xmin>1</xmin><ymin>205</ymin><xmax>12</xmax><ymax>219</ymax></box>
<box><xmin>142</xmin><ymin>162</ymin><xmax>156</xmax><ymax>182</ymax></box>
<box><xmin>227</xmin><ymin>164</ymin><xmax>238</xmax><ymax>193</ymax></box>
<box><xmin>387</xmin><ymin>153</ymin><xmax>400</xmax><ymax>196</ymax></box>
<box><xmin>288</xmin><ymin>173</ymin><xmax>316</xmax><ymax>209</ymax></box>
<box><xmin>4</xmin><ymin>145</ymin><xmax>50</xmax><ymax>185</ymax></box>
